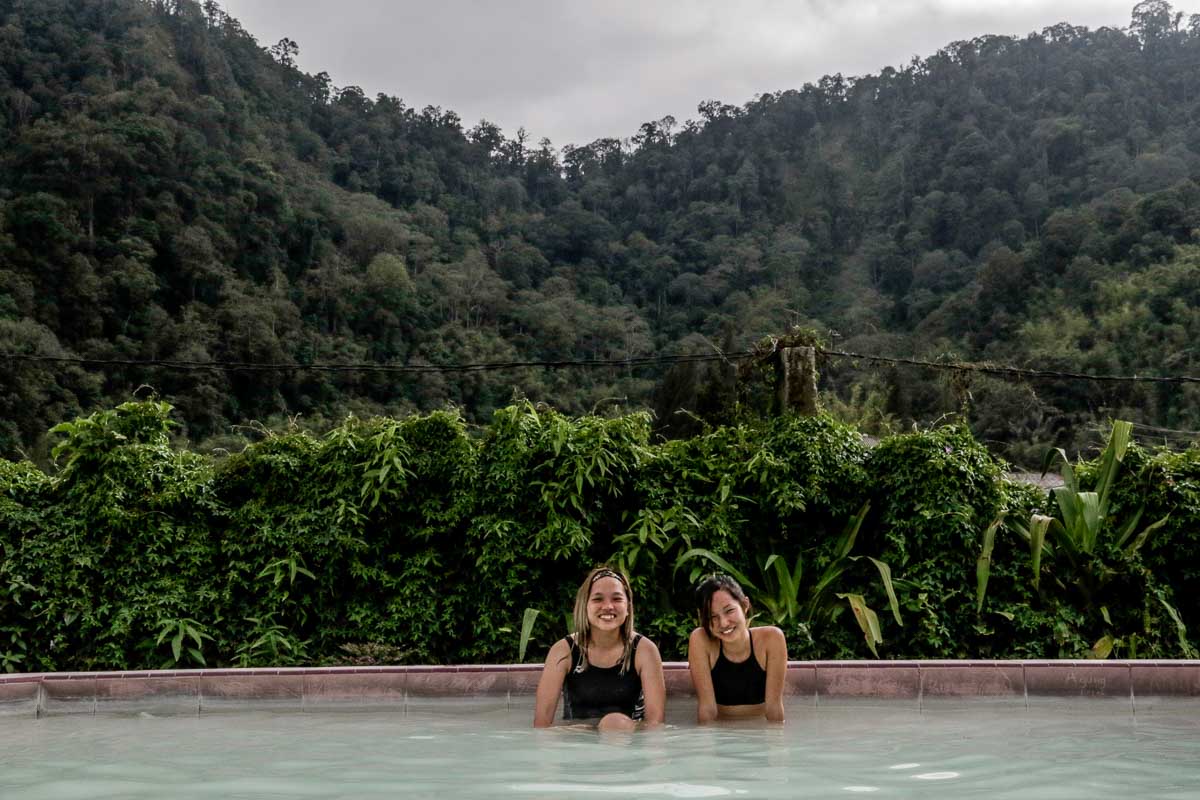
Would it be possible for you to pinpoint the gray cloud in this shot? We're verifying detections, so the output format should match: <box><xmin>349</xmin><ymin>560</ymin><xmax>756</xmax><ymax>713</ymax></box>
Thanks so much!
<box><xmin>220</xmin><ymin>0</ymin><xmax>1137</xmax><ymax>147</ymax></box>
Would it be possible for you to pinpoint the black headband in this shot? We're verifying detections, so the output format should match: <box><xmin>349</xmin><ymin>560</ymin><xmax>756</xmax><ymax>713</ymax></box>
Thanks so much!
<box><xmin>590</xmin><ymin>568</ymin><xmax>624</xmax><ymax>585</ymax></box>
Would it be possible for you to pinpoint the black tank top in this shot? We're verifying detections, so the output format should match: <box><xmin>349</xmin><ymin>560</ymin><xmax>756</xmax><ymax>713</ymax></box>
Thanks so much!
<box><xmin>562</xmin><ymin>634</ymin><xmax>645</xmax><ymax>721</ymax></box>
<box><xmin>711</xmin><ymin>630</ymin><xmax>767</xmax><ymax>706</ymax></box>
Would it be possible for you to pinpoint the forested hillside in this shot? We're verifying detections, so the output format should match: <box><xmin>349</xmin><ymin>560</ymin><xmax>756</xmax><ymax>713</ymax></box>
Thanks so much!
<box><xmin>2</xmin><ymin>0</ymin><xmax>1199</xmax><ymax>462</ymax></box>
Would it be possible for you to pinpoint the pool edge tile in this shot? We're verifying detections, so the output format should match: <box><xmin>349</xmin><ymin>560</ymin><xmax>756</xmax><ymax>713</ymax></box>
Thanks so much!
<box><xmin>1130</xmin><ymin>662</ymin><xmax>1200</xmax><ymax>699</ymax></box>
<box><xmin>94</xmin><ymin>675</ymin><xmax>200</xmax><ymax>716</ymax></box>
<box><xmin>815</xmin><ymin>664</ymin><xmax>920</xmax><ymax>704</ymax></box>
<box><xmin>1025</xmin><ymin>662</ymin><xmax>1132</xmax><ymax>698</ymax></box>
<box><xmin>664</xmin><ymin>665</ymin><xmax>695</xmax><ymax>697</ymax></box>
<box><xmin>785</xmin><ymin>664</ymin><xmax>817</xmax><ymax>704</ymax></box>
<box><xmin>41</xmin><ymin>677</ymin><xmax>97</xmax><ymax>715</ymax></box>
<box><xmin>406</xmin><ymin>669</ymin><xmax>508</xmax><ymax>698</ymax></box>
<box><xmin>303</xmin><ymin>671</ymin><xmax>408</xmax><ymax>710</ymax></box>
<box><xmin>199</xmin><ymin>673</ymin><xmax>304</xmax><ymax>713</ymax></box>
<box><xmin>0</xmin><ymin>681</ymin><xmax>38</xmax><ymax>717</ymax></box>
<box><xmin>507</xmin><ymin>666</ymin><xmax>544</xmax><ymax>698</ymax></box>
<box><xmin>920</xmin><ymin>662</ymin><xmax>1025</xmax><ymax>698</ymax></box>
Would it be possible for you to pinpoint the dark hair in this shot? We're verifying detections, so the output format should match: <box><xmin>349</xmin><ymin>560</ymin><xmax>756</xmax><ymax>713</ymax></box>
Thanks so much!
<box><xmin>695</xmin><ymin>573</ymin><xmax>749</xmax><ymax>637</ymax></box>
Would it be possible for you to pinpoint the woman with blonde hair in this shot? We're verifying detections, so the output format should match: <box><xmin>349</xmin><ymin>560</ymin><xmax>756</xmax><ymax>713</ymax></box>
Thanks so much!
<box><xmin>533</xmin><ymin>566</ymin><xmax>666</xmax><ymax>731</ymax></box>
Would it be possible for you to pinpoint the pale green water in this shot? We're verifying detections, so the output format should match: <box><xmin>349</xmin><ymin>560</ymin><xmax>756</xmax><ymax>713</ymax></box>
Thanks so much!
<box><xmin>2</xmin><ymin>701</ymin><xmax>1199</xmax><ymax>799</ymax></box>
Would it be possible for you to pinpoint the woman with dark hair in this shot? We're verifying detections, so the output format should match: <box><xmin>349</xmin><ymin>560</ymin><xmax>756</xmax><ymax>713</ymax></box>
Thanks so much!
<box><xmin>533</xmin><ymin>566</ymin><xmax>666</xmax><ymax>731</ymax></box>
<box><xmin>688</xmin><ymin>573</ymin><xmax>787</xmax><ymax>723</ymax></box>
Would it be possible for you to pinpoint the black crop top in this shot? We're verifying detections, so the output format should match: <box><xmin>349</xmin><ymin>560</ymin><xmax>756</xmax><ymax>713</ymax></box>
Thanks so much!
<box><xmin>562</xmin><ymin>634</ymin><xmax>645</xmax><ymax>721</ymax></box>
<box><xmin>710</xmin><ymin>630</ymin><xmax>767</xmax><ymax>706</ymax></box>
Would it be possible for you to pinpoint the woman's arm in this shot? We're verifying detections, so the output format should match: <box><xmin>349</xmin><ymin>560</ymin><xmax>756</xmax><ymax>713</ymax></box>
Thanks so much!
<box><xmin>687</xmin><ymin>627</ymin><xmax>719</xmax><ymax>723</ymax></box>
<box><xmin>762</xmin><ymin>627</ymin><xmax>788</xmax><ymax>723</ymax></box>
<box><xmin>635</xmin><ymin>636</ymin><xmax>666</xmax><ymax>726</ymax></box>
<box><xmin>533</xmin><ymin>638</ymin><xmax>571</xmax><ymax>728</ymax></box>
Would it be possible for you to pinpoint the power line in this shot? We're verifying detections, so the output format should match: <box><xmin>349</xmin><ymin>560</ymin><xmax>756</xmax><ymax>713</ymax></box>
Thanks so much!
<box><xmin>1128</xmin><ymin>421</ymin><xmax>1200</xmax><ymax>437</ymax></box>
<box><xmin>0</xmin><ymin>351</ymin><xmax>748</xmax><ymax>374</ymax></box>
<box><xmin>3</xmin><ymin>347</ymin><xmax>1199</xmax><ymax>385</ymax></box>
<box><xmin>819</xmin><ymin>348</ymin><xmax>1200</xmax><ymax>385</ymax></box>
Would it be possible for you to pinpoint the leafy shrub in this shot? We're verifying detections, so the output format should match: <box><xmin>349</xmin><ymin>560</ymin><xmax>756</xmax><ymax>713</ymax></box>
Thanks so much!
<box><xmin>0</xmin><ymin>401</ymin><xmax>1195</xmax><ymax>669</ymax></box>
<box><xmin>865</xmin><ymin>425</ymin><xmax>1006</xmax><ymax>657</ymax></box>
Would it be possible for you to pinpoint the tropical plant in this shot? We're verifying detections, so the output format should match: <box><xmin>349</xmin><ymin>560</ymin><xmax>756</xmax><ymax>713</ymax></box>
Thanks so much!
<box><xmin>235</xmin><ymin>614</ymin><xmax>310</xmax><ymax>667</ymax></box>
<box><xmin>992</xmin><ymin>421</ymin><xmax>1191</xmax><ymax>657</ymax></box>
<box><xmin>147</xmin><ymin>618</ymin><xmax>213</xmax><ymax>669</ymax></box>
<box><xmin>1035</xmin><ymin>422</ymin><xmax>1166</xmax><ymax>589</ymax></box>
<box><xmin>975</xmin><ymin>514</ymin><xmax>1007</xmax><ymax>614</ymax></box>
<box><xmin>258</xmin><ymin>554</ymin><xmax>317</xmax><ymax>594</ymax></box>
<box><xmin>673</xmin><ymin>502</ymin><xmax>903</xmax><ymax>656</ymax></box>
<box><xmin>611</xmin><ymin>505</ymin><xmax>702</xmax><ymax>578</ymax></box>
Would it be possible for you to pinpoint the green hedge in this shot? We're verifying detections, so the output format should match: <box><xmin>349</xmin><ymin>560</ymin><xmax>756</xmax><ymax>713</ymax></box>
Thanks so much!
<box><xmin>0</xmin><ymin>400</ymin><xmax>1196</xmax><ymax>672</ymax></box>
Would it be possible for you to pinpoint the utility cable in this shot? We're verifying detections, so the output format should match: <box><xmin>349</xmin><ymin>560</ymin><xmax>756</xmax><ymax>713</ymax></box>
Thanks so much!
<box><xmin>3</xmin><ymin>347</ymin><xmax>1199</xmax><ymax>384</ymax></box>
<box><xmin>0</xmin><ymin>351</ymin><xmax>748</xmax><ymax>374</ymax></box>
<box><xmin>818</xmin><ymin>348</ymin><xmax>1200</xmax><ymax>385</ymax></box>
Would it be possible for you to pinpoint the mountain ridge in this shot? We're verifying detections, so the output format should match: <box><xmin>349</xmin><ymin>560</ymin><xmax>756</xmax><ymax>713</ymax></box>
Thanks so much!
<box><xmin>1</xmin><ymin>0</ymin><xmax>1198</xmax><ymax>462</ymax></box>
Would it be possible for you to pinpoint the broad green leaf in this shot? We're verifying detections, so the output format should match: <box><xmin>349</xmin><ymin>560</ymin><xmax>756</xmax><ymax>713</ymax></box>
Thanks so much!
<box><xmin>835</xmin><ymin>501</ymin><xmax>870</xmax><ymax>559</ymax></box>
<box><xmin>171</xmin><ymin>627</ymin><xmax>184</xmax><ymax>662</ymax></box>
<box><xmin>186</xmin><ymin>624</ymin><xmax>204</xmax><ymax>649</ymax></box>
<box><xmin>1124</xmin><ymin>515</ymin><xmax>1169</xmax><ymax>558</ymax></box>
<box><xmin>1113</xmin><ymin>507</ymin><xmax>1145</xmax><ymax>549</ymax></box>
<box><xmin>808</xmin><ymin>563</ymin><xmax>848</xmax><ymax>605</ymax></box>
<box><xmin>976</xmin><ymin>515</ymin><xmax>1004</xmax><ymax>614</ymax></box>
<box><xmin>1154</xmin><ymin>591</ymin><xmax>1198</xmax><ymax>658</ymax></box>
<box><xmin>1053</xmin><ymin>488</ymin><xmax>1086</xmax><ymax>547</ymax></box>
<box><xmin>1089</xmin><ymin>634</ymin><xmax>1114</xmax><ymax>659</ymax></box>
<box><xmin>866</xmin><ymin>556</ymin><xmax>902</xmax><ymax>626</ymax></box>
<box><xmin>837</xmin><ymin>593</ymin><xmax>882</xmax><ymax>658</ymax></box>
<box><xmin>518</xmin><ymin>608</ymin><xmax>540</xmax><ymax>662</ymax></box>
<box><xmin>1078</xmin><ymin>492</ymin><xmax>1101</xmax><ymax>554</ymax></box>
<box><xmin>1094</xmin><ymin>420</ymin><xmax>1131</xmax><ymax>518</ymax></box>
<box><xmin>1029</xmin><ymin>514</ymin><xmax>1054</xmax><ymax>590</ymax></box>
<box><xmin>775</xmin><ymin>554</ymin><xmax>802</xmax><ymax>621</ymax></box>
<box><xmin>1042</xmin><ymin>446</ymin><xmax>1073</xmax><ymax>490</ymax></box>
<box><xmin>673</xmin><ymin>548</ymin><xmax>757</xmax><ymax>592</ymax></box>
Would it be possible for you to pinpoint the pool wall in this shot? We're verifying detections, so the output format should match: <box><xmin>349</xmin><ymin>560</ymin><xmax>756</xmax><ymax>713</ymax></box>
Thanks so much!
<box><xmin>2</xmin><ymin>660</ymin><xmax>1197</xmax><ymax>717</ymax></box>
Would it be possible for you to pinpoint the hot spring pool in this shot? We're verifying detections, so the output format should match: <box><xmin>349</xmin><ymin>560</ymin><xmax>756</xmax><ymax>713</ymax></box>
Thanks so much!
<box><xmin>2</xmin><ymin>700</ymin><xmax>1198</xmax><ymax>799</ymax></box>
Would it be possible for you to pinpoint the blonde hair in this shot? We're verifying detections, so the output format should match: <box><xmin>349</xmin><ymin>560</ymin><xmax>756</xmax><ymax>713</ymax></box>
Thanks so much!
<box><xmin>570</xmin><ymin>566</ymin><xmax>635</xmax><ymax>674</ymax></box>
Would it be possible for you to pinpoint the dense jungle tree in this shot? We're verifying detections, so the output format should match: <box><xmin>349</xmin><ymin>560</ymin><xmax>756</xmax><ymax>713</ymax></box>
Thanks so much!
<box><xmin>2</xmin><ymin>0</ymin><xmax>1200</xmax><ymax>461</ymax></box>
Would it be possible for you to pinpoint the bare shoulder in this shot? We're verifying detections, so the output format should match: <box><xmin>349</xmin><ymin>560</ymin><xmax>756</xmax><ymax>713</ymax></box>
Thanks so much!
<box><xmin>633</xmin><ymin>632</ymin><xmax>661</xmax><ymax>658</ymax></box>
<box><xmin>544</xmin><ymin>637</ymin><xmax>572</xmax><ymax>667</ymax></box>
<box><xmin>687</xmin><ymin>626</ymin><xmax>711</xmax><ymax>647</ymax></box>
<box><xmin>753</xmin><ymin>626</ymin><xmax>787</xmax><ymax>647</ymax></box>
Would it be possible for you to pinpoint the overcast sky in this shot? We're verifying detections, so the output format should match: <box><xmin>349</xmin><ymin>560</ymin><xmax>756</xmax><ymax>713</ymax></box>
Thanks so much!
<box><xmin>219</xmin><ymin>0</ymin><xmax>1137</xmax><ymax>148</ymax></box>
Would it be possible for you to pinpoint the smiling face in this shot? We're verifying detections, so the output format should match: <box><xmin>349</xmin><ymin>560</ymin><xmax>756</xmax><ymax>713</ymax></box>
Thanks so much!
<box><xmin>586</xmin><ymin>575</ymin><xmax>630</xmax><ymax>633</ymax></box>
<box><xmin>707</xmin><ymin>589</ymin><xmax>751</xmax><ymax>643</ymax></box>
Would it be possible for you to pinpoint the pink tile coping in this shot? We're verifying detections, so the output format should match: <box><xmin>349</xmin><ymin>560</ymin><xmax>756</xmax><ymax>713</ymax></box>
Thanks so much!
<box><xmin>3</xmin><ymin>661</ymin><xmax>1200</xmax><ymax>711</ymax></box>
<box><xmin>816</xmin><ymin>663</ymin><xmax>921</xmax><ymax>699</ymax></box>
